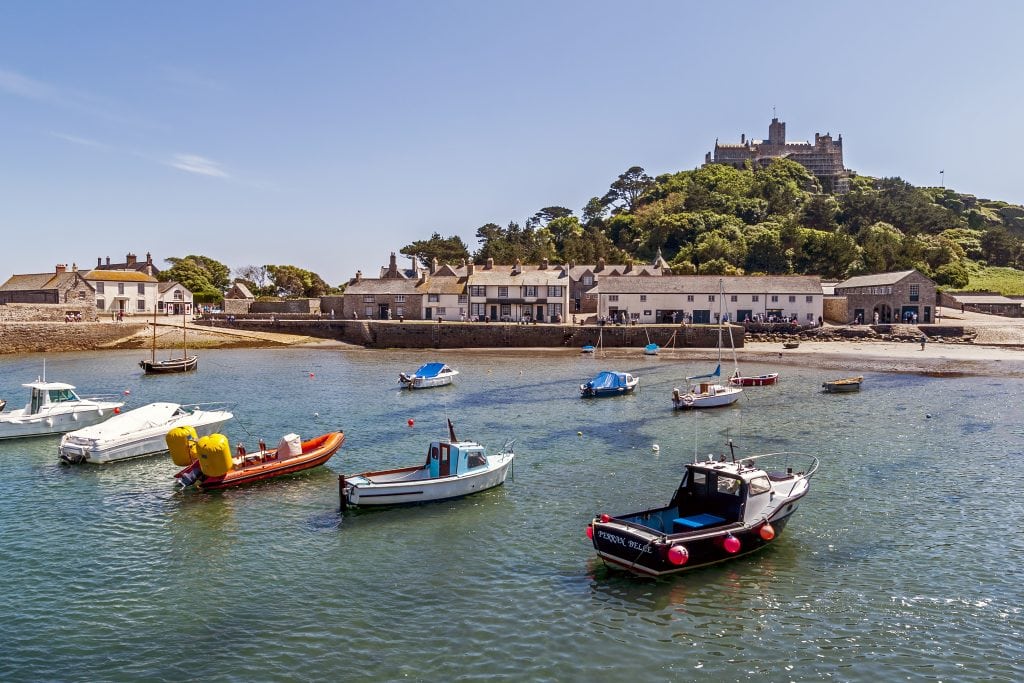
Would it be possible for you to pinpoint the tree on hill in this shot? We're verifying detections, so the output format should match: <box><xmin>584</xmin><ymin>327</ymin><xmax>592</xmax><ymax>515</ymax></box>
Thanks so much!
<box><xmin>602</xmin><ymin>166</ymin><xmax>654</xmax><ymax>214</ymax></box>
<box><xmin>400</xmin><ymin>232</ymin><xmax>470</xmax><ymax>268</ymax></box>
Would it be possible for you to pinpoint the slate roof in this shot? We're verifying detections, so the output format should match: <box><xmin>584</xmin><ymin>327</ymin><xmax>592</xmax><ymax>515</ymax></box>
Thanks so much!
<box><xmin>833</xmin><ymin>270</ymin><xmax>920</xmax><ymax>289</ymax></box>
<box><xmin>467</xmin><ymin>265</ymin><xmax>569</xmax><ymax>286</ymax></box>
<box><xmin>595</xmin><ymin>275</ymin><xmax>822</xmax><ymax>295</ymax></box>
<box><xmin>344</xmin><ymin>278</ymin><xmax>422</xmax><ymax>295</ymax></box>
<box><xmin>0</xmin><ymin>271</ymin><xmax>91</xmax><ymax>292</ymax></box>
<box><xmin>417</xmin><ymin>276</ymin><xmax>466</xmax><ymax>295</ymax></box>
<box><xmin>226</xmin><ymin>282</ymin><xmax>254</xmax><ymax>299</ymax></box>
<box><xmin>158</xmin><ymin>281</ymin><xmax>189</xmax><ymax>294</ymax></box>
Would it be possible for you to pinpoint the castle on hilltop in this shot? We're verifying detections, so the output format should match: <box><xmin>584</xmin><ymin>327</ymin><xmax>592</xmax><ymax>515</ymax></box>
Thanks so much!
<box><xmin>706</xmin><ymin>117</ymin><xmax>851</xmax><ymax>193</ymax></box>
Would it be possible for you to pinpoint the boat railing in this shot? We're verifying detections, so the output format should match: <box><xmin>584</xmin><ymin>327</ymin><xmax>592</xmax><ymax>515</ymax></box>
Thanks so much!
<box><xmin>736</xmin><ymin>451</ymin><xmax>819</xmax><ymax>495</ymax></box>
<box><xmin>180</xmin><ymin>401</ymin><xmax>235</xmax><ymax>414</ymax></box>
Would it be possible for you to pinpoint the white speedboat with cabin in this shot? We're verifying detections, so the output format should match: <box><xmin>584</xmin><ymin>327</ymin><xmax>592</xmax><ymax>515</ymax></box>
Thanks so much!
<box><xmin>339</xmin><ymin>420</ymin><xmax>514</xmax><ymax>507</ymax></box>
<box><xmin>0</xmin><ymin>379</ymin><xmax>124</xmax><ymax>440</ymax></box>
<box><xmin>399</xmin><ymin>362</ymin><xmax>459</xmax><ymax>389</ymax></box>
<box><xmin>59</xmin><ymin>402</ymin><xmax>233</xmax><ymax>464</ymax></box>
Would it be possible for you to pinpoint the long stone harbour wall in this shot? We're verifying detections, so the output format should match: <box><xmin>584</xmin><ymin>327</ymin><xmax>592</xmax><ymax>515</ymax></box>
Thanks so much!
<box><xmin>0</xmin><ymin>322</ymin><xmax>147</xmax><ymax>354</ymax></box>
<box><xmin>197</xmin><ymin>318</ymin><xmax>740</xmax><ymax>349</ymax></box>
<box><xmin>0</xmin><ymin>302</ymin><xmax>99</xmax><ymax>322</ymax></box>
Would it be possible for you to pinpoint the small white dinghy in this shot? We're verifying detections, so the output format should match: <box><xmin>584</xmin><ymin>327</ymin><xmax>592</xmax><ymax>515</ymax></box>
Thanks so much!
<box><xmin>59</xmin><ymin>402</ymin><xmax>233</xmax><ymax>464</ymax></box>
<box><xmin>339</xmin><ymin>420</ymin><xmax>514</xmax><ymax>508</ymax></box>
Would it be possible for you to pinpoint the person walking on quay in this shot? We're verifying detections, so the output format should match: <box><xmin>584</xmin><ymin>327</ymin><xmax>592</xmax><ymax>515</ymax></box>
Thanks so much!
<box><xmin>920</xmin><ymin>334</ymin><xmax>927</xmax><ymax>351</ymax></box>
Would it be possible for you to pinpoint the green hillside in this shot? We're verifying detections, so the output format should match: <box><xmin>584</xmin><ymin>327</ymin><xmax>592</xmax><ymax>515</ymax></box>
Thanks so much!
<box><xmin>403</xmin><ymin>161</ymin><xmax>1024</xmax><ymax>294</ymax></box>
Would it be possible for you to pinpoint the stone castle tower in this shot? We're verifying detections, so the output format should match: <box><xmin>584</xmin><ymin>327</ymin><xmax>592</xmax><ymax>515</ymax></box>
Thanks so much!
<box><xmin>705</xmin><ymin>117</ymin><xmax>851</xmax><ymax>193</ymax></box>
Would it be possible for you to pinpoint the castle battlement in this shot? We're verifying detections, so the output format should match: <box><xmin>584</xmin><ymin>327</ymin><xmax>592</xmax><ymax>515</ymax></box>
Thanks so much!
<box><xmin>704</xmin><ymin>117</ymin><xmax>851</xmax><ymax>193</ymax></box>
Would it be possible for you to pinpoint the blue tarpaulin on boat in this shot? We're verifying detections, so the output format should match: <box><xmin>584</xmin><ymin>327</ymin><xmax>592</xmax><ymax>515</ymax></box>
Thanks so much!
<box><xmin>589</xmin><ymin>371</ymin><xmax>629</xmax><ymax>390</ymax></box>
<box><xmin>414</xmin><ymin>363</ymin><xmax>447</xmax><ymax>378</ymax></box>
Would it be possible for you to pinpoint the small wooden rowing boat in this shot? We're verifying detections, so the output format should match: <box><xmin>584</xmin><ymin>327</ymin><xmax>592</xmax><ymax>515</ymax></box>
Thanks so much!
<box><xmin>729</xmin><ymin>372</ymin><xmax>779</xmax><ymax>387</ymax></box>
<box><xmin>782</xmin><ymin>341</ymin><xmax>800</xmax><ymax>349</ymax></box>
<box><xmin>171</xmin><ymin>430</ymin><xmax>345</xmax><ymax>491</ymax></box>
<box><xmin>822</xmin><ymin>376</ymin><xmax>863</xmax><ymax>393</ymax></box>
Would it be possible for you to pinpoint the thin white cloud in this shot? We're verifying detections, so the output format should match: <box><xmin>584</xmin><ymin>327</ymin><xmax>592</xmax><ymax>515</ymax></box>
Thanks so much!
<box><xmin>169</xmin><ymin>153</ymin><xmax>230</xmax><ymax>178</ymax></box>
<box><xmin>49</xmin><ymin>131</ymin><xmax>105</xmax><ymax>148</ymax></box>
<box><xmin>161</xmin><ymin>66</ymin><xmax>223</xmax><ymax>92</ymax></box>
<box><xmin>0</xmin><ymin>67</ymin><xmax>60</xmax><ymax>102</ymax></box>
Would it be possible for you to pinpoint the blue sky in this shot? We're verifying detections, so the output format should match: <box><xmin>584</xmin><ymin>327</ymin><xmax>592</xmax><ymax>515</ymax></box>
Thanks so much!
<box><xmin>2</xmin><ymin>1</ymin><xmax>1022</xmax><ymax>286</ymax></box>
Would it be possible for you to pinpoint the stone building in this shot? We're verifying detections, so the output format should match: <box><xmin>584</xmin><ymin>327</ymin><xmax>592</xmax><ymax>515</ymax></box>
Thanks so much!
<box><xmin>833</xmin><ymin>270</ymin><xmax>937</xmax><ymax>324</ymax></box>
<box><xmin>595</xmin><ymin>275</ymin><xmax>823</xmax><ymax>325</ymax></box>
<box><xmin>223</xmin><ymin>281</ymin><xmax>255</xmax><ymax>315</ymax></box>
<box><xmin>706</xmin><ymin>117</ymin><xmax>851</xmax><ymax>193</ymax></box>
<box><xmin>0</xmin><ymin>264</ymin><xmax>97</xmax><ymax>320</ymax></box>
<box><xmin>567</xmin><ymin>250</ymin><xmax>671</xmax><ymax>316</ymax></box>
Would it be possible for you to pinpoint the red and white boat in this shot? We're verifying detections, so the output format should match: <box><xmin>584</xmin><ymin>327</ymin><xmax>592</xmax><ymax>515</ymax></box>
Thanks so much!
<box><xmin>729</xmin><ymin>370</ymin><xmax>779</xmax><ymax>387</ymax></box>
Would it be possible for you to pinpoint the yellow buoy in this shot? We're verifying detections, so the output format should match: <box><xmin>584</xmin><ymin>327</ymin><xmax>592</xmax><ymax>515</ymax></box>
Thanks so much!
<box><xmin>197</xmin><ymin>433</ymin><xmax>233</xmax><ymax>477</ymax></box>
<box><xmin>166</xmin><ymin>425</ymin><xmax>199</xmax><ymax>467</ymax></box>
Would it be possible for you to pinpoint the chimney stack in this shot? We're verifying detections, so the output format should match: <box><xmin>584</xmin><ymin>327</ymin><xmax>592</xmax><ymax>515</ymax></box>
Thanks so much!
<box><xmin>72</xmin><ymin>263</ymin><xmax>77</xmax><ymax>271</ymax></box>
<box><xmin>355</xmin><ymin>270</ymin><xmax>362</xmax><ymax>283</ymax></box>
<box><xmin>467</xmin><ymin>262</ymin><xmax>475</xmax><ymax>276</ymax></box>
<box><xmin>55</xmin><ymin>264</ymin><xmax>67</xmax><ymax>274</ymax></box>
<box><xmin>97</xmin><ymin>257</ymin><xmax>102</xmax><ymax>267</ymax></box>
<box><xmin>431</xmin><ymin>257</ymin><xmax>438</xmax><ymax>275</ymax></box>
<box><xmin>127</xmin><ymin>252</ymin><xmax>137</xmax><ymax>265</ymax></box>
<box><xmin>486</xmin><ymin>258</ymin><xmax>494</xmax><ymax>270</ymax></box>
<box><xmin>106</xmin><ymin>256</ymin><xmax>111</xmax><ymax>266</ymax></box>
<box><xmin>596</xmin><ymin>257</ymin><xmax>605</xmax><ymax>272</ymax></box>
<box><xmin>146</xmin><ymin>252</ymin><xmax>152</xmax><ymax>264</ymax></box>
<box><xmin>513</xmin><ymin>259</ymin><xmax>521</xmax><ymax>275</ymax></box>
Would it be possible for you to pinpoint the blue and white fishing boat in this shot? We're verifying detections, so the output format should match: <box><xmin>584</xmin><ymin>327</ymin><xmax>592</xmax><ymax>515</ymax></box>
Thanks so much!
<box><xmin>399</xmin><ymin>362</ymin><xmax>459</xmax><ymax>389</ymax></box>
<box><xmin>588</xmin><ymin>442</ymin><xmax>819</xmax><ymax>577</ymax></box>
<box><xmin>580</xmin><ymin>371</ymin><xmax>639</xmax><ymax>398</ymax></box>
<box><xmin>339</xmin><ymin>420</ymin><xmax>514</xmax><ymax>508</ymax></box>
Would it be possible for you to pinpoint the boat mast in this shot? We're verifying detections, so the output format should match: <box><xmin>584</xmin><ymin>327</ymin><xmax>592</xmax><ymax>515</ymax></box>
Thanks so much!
<box><xmin>182</xmin><ymin>302</ymin><xmax>187</xmax><ymax>359</ymax></box>
<box><xmin>151</xmin><ymin>302</ymin><xmax>157</xmax><ymax>364</ymax></box>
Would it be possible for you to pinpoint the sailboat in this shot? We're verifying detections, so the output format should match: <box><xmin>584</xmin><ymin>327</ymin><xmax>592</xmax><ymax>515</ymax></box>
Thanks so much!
<box><xmin>671</xmin><ymin>280</ymin><xmax>742</xmax><ymax>410</ymax></box>
<box><xmin>139</xmin><ymin>302</ymin><xmax>198</xmax><ymax>374</ymax></box>
<box><xmin>643</xmin><ymin>327</ymin><xmax>659</xmax><ymax>355</ymax></box>
<box><xmin>581</xmin><ymin>327</ymin><xmax>602</xmax><ymax>354</ymax></box>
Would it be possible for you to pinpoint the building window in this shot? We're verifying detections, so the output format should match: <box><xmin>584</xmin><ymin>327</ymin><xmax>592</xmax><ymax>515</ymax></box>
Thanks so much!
<box><xmin>96</xmin><ymin>282</ymin><xmax>104</xmax><ymax>294</ymax></box>
<box><xmin>498</xmin><ymin>287</ymin><xmax>508</xmax><ymax>298</ymax></box>
<box><xmin>909</xmin><ymin>284</ymin><xmax>920</xmax><ymax>301</ymax></box>
<box><xmin>471</xmin><ymin>303</ymin><xmax>486</xmax><ymax>317</ymax></box>
<box><xmin>806</xmin><ymin>295</ymin><xmax>814</xmax><ymax>303</ymax></box>
<box><xmin>644</xmin><ymin>310</ymin><xmax>652</xmax><ymax>316</ymax></box>
<box><xmin>708</xmin><ymin>295</ymin><xmax>715</xmax><ymax>302</ymax></box>
<box><xmin>640</xmin><ymin>295</ymin><xmax>647</xmax><ymax>302</ymax></box>
<box><xmin>138</xmin><ymin>283</ymin><xmax>145</xmax><ymax>295</ymax></box>
<box><xmin>500</xmin><ymin>304</ymin><xmax>511</xmax><ymax>316</ymax></box>
<box><xmin>364</xmin><ymin>306</ymin><xmax>374</xmax><ymax>317</ymax></box>
<box><xmin>395</xmin><ymin>295</ymin><xmax>405</xmax><ymax>303</ymax></box>
<box><xmin>458</xmin><ymin>295</ymin><xmax>467</xmax><ymax>303</ymax></box>
<box><xmin>363</xmin><ymin>295</ymin><xmax>374</xmax><ymax>303</ymax></box>
<box><xmin>78</xmin><ymin>290</ymin><xmax>86</xmax><ymax>299</ymax></box>
<box><xmin>97</xmin><ymin>298</ymin><xmax>105</xmax><ymax>310</ymax></box>
<box><xmin>687</xmin><ymin>295</ymin><xmax>694</xmax><ymax>302</ymax></box>
<box><xmin>437</xmin><ymin>307</ymin><xmax>446</xmax><ymax>316</ymax></box>
<box><xmin>789</xmin><ymin>295</ymin><xmax>796</xmax><ymax>303</ymax></box>
<box><xmin>396</xmin><ymin>306</ymin><xmax>404</xmax><ymax>317</ymax></box>
<box><xmin>173</xmin><ymin>290</ymin><xmax>183</xmax><ymax>300</ymax></box>
<box><xmin>547</xmin><ymin>286</ymin><xmax>562</xmax><ymax>297</ymax></box>
<box><xmin>525</xmin><ymin>286</ymin><xmax>537</xmax><ymax>297</ymax></box>
<box><xmin>118</xmin><ymin>283</ymin><xmax>125</xmax><ymax>295</ymax></box>
<box><xmin>608</xmin><ymin>295</ymin><xmax>619</xmax><ymax>302</ymax></box>
<box><xmin>771</xmin><ymin>295</ymin><xmax>779</xmax><ymax>303</ymax></box>
<box><xmin>468</xmin><ymin>285</ymin><xmax>484</xmax><ymax>297</ymax></box>
<box><xmin>730</xmin><ymin>295</ymin><xmax>738</xmax><ymax>302</ymax></box>
<box><xmin>807</xmin><ymin>313</ymin><xmax>814</xmax><ymax>321</ymax></box>
<box><xmin>137</xmin><ymin>299</ymin><xmax>145</xmax><ymax>311</ymax></box>
<box><xmin>547</xmin><ymin>303</ymin><xmax>563</xmax><ymax>318</ymax></box>
<box><xmin>752</xmin><ymin>295</ymin><xmax>759</xmax><ymax>302</ymax></box>
<box><xmin>582</xmin><ymin>275</ymin><xmax>593</xmax><ymax>286</ymax></box>
<box><xmin>428</xmin><ymin>294</ymin><xmax>439</xmax><ymax>302</ymax></box>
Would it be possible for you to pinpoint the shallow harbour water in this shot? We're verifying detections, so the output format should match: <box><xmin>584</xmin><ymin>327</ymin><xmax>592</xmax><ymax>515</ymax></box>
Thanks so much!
<box><xmin>0</xmin><ymin>348</ymin><xmax>1022</xmax><ymax>682</ymax></box>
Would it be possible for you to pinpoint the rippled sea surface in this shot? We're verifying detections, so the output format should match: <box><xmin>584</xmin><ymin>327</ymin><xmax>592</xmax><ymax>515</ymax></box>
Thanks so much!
<box><xmin>1</xmin><ymin>348</ymin><xmax>1022</xmax><ymax>682</ymax></box>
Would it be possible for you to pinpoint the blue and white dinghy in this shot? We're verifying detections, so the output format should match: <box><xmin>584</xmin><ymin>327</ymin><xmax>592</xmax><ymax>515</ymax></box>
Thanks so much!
<box><xmin>580</xmin><ymin>371</ymin><xmax>639</xmax><ymax>398</ymax></box>
<box><xmin>399</xmin><ymin>362</ymin><xmax>459</xmax><ymax>389</ymax></box>
<box><xmin>339</xmin><ymin>420</ymin><xmax>514</xmax><ymax>508</ymax></box>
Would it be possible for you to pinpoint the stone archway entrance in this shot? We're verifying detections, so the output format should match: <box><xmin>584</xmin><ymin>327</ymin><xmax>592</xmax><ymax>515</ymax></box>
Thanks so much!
<box><xmin>873</xmin><ymin>303</ymin><xmax>894</xmax><ymax>324</ymax></box>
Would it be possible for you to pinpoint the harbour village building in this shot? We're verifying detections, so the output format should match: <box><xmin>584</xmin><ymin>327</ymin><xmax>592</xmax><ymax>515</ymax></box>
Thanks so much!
<box><xmin>0</xmin><ymin>264</ymin><xmax>97</xmax><ymax>321</ymax></box>
<box><xmin>567</xmin><ymin>251</ymin><xmax>671</xmax><ymax>315</ymax></box>
<box><xmin>832</xmin><ymin>270</ymin><xmax>937</xmax><ymax>324</ymax></box>
<box><xmin>594</xmin><ymin>275</ymin><xmax>823</xmax><ymax>325</ymax></box>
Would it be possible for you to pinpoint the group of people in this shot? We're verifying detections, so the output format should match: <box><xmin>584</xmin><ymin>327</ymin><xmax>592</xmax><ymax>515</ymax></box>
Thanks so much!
<box><xmin>63</xmin><ymin>312</ymin><xmax>83</xmax><ymax>322</ymax></box>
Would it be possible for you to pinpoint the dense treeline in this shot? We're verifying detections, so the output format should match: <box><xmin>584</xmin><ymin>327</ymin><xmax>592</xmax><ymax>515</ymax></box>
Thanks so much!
<box><xmin>402</xmin><ymin>161</ymin><xmax>1024</xmax><ymax>291</ymax></box>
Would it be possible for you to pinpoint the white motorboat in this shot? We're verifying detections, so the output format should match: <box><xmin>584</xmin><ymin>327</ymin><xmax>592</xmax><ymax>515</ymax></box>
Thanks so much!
<box><xmin>0</xmin><ymin>379</ymin><xmax>124</xmax><ymax>440</ymax></box>
<box><xmin>59</xmin><ymin>402</ymin><xmax>233</xmax><ymax>464</ymax></box>
<box><xmin>399</xmin><ymin>362</ymin><xmax>459</xmax><ymax>389</ymax></box>
<box><xmin>339</xmin><ymin>420</ymin><xmax>514</xmax><ymax>507</ymax></box>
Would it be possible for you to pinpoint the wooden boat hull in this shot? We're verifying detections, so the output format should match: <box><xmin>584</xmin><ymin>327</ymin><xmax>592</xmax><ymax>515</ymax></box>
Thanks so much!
<box><xmin>729</xmin><ymin>373</ymin><xmax>779</xmax><ymax>387</ymax></box>
<box><xmin>783</xmin><ymin>342</ymin><xmax>800</xmax><ymax>349</ymax></box>
<box><xmin>823</xmin><ymin>377</ymin><xmax>863</xmax><ymax>393</ymax></box>
<box><xmin>177</xmin><ymin>431</ymin><xmax>344</xmax><ymax>491</ymax></box>
<box><xmin>140</xmin><ymin>356</ymin><xmax>198</xmax><ymax>374</ymax></box>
